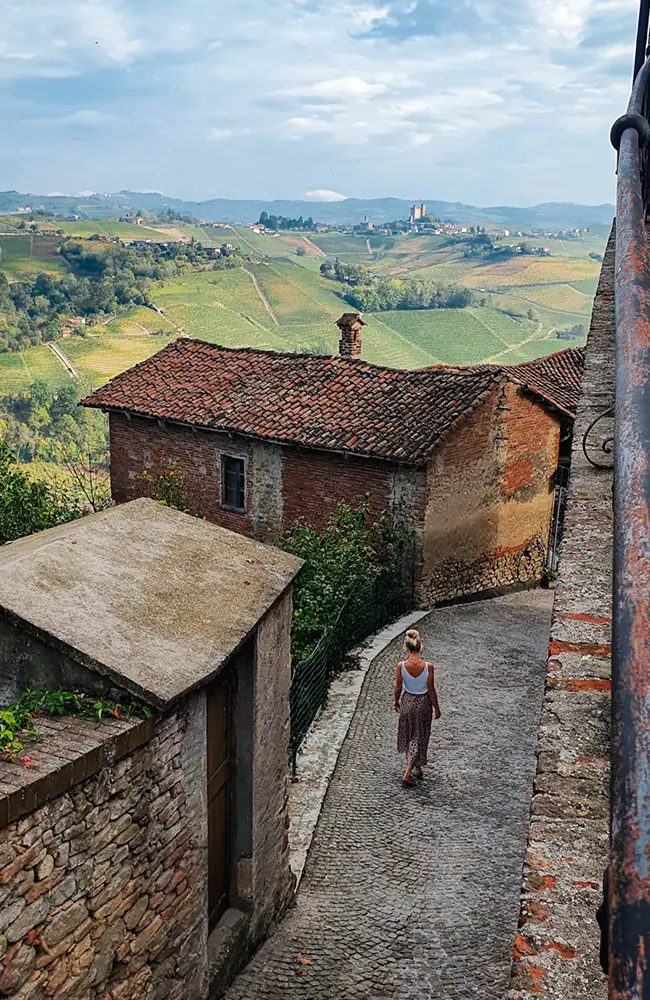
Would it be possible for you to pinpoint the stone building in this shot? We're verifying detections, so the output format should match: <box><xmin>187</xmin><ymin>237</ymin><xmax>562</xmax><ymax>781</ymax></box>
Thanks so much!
<box><xmin>0</xmin><ymin>499</ymin><xmax>302</xmax><ymax>999</ymax></box>
<box><xmin>83</xmin><ymin>318</ymin><xmax>584</xmax><ymax>606</ymax></box>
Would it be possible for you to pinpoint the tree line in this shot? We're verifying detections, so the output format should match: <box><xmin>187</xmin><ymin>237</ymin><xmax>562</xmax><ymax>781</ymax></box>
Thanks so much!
<box><xmin>0</xmin><ymin>239</ymin><xmax>241</xmax><ymax>353</ymax></box>
<box><xmin>0</xmin><ymin>379</ymin><xmax>106</xmax><ymax>466</ymax></box>
<box><xmin>463</xmin><ymin>233</ymin><xmax>550</xmax><ymax>259</ymax></box>
<box><xmin>319</xmin><ymin>259</ymin><xmax>480</xmax><ymax>312</ymax></box>
<box><xmin>258</xmin><ymin>212</ymin><xmax>315</xmax><ymax>230</ymax></box>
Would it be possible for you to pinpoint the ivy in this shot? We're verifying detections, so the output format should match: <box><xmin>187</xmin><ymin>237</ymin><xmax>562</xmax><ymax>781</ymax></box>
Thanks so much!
<box><xmin>0</xmin><ymin>689</ymin><xmax>152</xmax><ymax>766</ymax></box>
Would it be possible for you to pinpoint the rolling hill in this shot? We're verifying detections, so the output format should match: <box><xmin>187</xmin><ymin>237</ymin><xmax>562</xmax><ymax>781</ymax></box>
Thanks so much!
<box><xmin>0</xmin><ymin>189</ymin><xmax>615</xmax><ymax>229</ymax></box>
<box><xmin>0</xmin><ymin>222</ymin><xmax>606</xmax><ymax>396</ymax></box>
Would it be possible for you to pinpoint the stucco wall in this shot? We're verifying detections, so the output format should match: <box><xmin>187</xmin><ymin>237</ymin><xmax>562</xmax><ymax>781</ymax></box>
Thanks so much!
<box><xmin>0</xmin><ymin>618</ymin><xmax>131</xmax><ymax>709</ymax></box>
<box><xmin>250</xmin><ymin>591</ymin><xmax>295</xmax><ymax>940</ymax></box>
<box><xmin>419</xmin><ymin>384</ymin><xmax>560</xmax><ymax>605</ymax></box>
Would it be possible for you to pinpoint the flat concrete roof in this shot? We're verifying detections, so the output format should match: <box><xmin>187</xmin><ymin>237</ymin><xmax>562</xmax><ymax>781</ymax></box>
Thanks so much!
<box><xmin>0</xmin><ymin>499</ymin><xmax>302</xmax><ymax>707</ymax></box>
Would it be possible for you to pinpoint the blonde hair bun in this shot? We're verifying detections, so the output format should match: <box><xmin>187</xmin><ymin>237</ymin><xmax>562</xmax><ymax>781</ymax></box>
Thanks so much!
<box><xmin>404</xmin><ymin>628</ymin><xmax>422</xmax><ymax>654</ymax></box>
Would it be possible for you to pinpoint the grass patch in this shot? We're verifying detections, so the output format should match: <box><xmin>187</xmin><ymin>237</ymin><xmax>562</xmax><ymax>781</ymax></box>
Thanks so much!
<box><xmin>461</xmin><ymin>255</ymin><xmax>600</xmax><ymax>289</ymax></box>
<box><xmin>0</xmin><ymin>236</ymin><xmax>67</xmax><ymax>278</ymax></box>
<box><xmin>152</xmin><ymin>270</ymin><xmax>287</xmax><ymax>348</ymax></box>
<box><xmin>374</xmin><ymin>309</ymin><xmax>503</xmax><ymax>365</ymax></box>
<box><xmin>513</xmin><ymin>283</ymin><xmax>591</xmax><ymax>314</ymax></box>
<box><xmin>63</xmin><ymin>334</ymin><xmax>173</xmax><ymax>386</ymax></box>
<box><xmin>106</xmin><ymin>306</ymin><xmax>176</xmax><ymax>336</ymax></box>
<box><xmin>0</xmin><ymin>346</ymin><xmax>72</xmax><ymax>392</ymax></box>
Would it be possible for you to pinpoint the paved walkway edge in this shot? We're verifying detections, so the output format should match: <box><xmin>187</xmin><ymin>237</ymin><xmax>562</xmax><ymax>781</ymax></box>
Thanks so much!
<box><xmin>288</xmin><ymin>610</ymin><xmax>428</xmax><ymax>886</ymax></box>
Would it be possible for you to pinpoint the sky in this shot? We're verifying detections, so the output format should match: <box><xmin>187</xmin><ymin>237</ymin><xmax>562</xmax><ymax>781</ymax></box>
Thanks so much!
<box><xmin>0</xmin><ymin>0</ymin><xmax>641</xmax><ymax>206</ymax></box>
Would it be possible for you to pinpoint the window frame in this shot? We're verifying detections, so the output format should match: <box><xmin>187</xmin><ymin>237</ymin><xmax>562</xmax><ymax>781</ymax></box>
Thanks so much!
<box><xmin>220</xmin><ymin>453</ymin><xmax>247</xmax><ymax>514</ymax></box>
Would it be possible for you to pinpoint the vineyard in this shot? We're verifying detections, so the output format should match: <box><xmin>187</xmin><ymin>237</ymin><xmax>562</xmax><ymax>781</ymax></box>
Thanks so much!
<box><xmin>0</xmin><ymin>221</ymin><xmax>607</xmax><ymax>396</ymax></box>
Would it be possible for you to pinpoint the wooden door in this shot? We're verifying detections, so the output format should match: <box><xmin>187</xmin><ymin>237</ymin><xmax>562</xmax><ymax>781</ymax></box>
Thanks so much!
<box><xmin>207</xmin><ymin>669</ymin><xmax>232</xmax><ymax>930</ymax></box>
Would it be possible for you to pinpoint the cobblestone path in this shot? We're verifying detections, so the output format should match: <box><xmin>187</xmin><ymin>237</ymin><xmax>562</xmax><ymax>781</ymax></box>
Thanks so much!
<box><xmin>226</xmin><ymin>591</ymin><xmax>553</xmax><ymax>999</ymax></box>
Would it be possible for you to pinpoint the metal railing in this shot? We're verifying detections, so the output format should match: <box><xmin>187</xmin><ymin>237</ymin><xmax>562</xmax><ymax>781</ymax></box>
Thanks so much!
<box><xmin>289</xmin><ymin>566</ymin><xmax>413</xmax><ymax>772</ymax></box>
<box><xmin>608</xmin><ymin>1</ymin><xmax>650</xmax><ymax>993</ymax></box>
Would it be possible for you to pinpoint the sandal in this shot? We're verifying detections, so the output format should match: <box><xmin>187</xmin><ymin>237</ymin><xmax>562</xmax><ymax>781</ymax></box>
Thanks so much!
<box><xmin>402</xmin><ymin>777</ymin><xmax>416</xmax><ymax>788</ymax></box>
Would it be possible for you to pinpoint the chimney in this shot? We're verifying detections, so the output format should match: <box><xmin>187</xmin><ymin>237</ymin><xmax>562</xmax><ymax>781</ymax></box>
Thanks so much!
<box><xmin>336</xmin><ymin>313</ymin><xmax>365</xmax><ymax>358</ymax></box>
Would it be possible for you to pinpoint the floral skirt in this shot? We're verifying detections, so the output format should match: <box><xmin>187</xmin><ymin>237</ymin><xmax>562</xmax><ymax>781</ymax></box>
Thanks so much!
<box><xmin>397</xmin><ymin>693</ymin><xmax>433</xmax><ymax>768</ymax></box>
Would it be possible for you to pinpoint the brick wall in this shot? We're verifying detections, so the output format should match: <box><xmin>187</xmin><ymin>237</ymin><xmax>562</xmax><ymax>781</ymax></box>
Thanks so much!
<box><xmin>0</xmin><ymin>699</ymin><xmax>208</xmax><ymax>1000</ymax></box>
<box><xmin>280</xmin><ymin>449</ymin><xmax>393</xmax><ymax>532</ymax></box>
<box><xmin>109</xmin><ymin>391</ymin><xmax>561</xmax><ymax>609</ymax></box>
<box><xmin>109</xmin><ymin>414</ymin><xmax>399</xmax><ymax>540</ymax></box>
<box><xmin>506</xmin><ymin>231</ymin><xmax>614</xmax><ymax>1000</ymax></box>
<box><xmin>109</xmin><ymin>416</ymin><xmax>258</xmax><ymax>538</ymax></box>
<box><xmin>419</xmin><ymin>385</ymin><xmax>560</xmax><ymax>604</ymax></box>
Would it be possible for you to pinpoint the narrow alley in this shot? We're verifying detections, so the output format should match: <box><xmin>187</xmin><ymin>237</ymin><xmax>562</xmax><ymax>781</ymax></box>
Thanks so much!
<box><xmin>225</xmin><ymin>590</ymin><xmax>553</xmax><ymax>999</ymax></box>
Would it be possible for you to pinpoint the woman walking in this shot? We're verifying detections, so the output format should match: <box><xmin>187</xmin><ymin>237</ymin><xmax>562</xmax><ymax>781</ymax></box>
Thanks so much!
<box><xmin>394</xmin><ymin>629</ymin><xmax>441</xmax><ymax>787</ymax></box>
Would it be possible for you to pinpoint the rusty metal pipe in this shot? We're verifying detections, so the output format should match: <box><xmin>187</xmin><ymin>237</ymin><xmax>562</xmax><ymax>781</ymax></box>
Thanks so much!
<box><xmin>634</xmin><ymin>0</ymin><xmax>650</xmax><ymax>80</ymax></box>
<box><xmin>610</xmin><ymin>61</ymin><xmax>650</xmax><ymax>998</ymax></box>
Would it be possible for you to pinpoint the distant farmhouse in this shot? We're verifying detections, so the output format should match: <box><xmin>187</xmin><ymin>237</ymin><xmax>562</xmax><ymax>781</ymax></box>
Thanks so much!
<box><xmin>84</xmin><ymin>315</ymin><xmax>584</xmax><ymax>606</ymax></box>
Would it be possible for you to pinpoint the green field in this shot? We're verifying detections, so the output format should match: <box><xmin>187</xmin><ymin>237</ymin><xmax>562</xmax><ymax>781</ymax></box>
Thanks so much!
<box><xmin>105</xmin><ymin>305</ymin><xmax>176</xmax><ymax>335</ymax></box>
<box><xmin>62</xmin><ymin>334</ymin><xmax>174</xmax><ymax>386</ymax></box>
<box><xmin>0</xmin><ymin>235</ymin><xmax>66</xmax><ymax>277</ymax></box>
<box><xmin>55</xmin><ymin>220</ymin><xmax>169</xmax><ymax>241</ymax></box>
<box><xmin>0</xmin><ymin>222</ymin><xmax>606</xmax><ymax>399</ymax></box>
<box><xmin>0</xmin><ymin>345</ymin><xmax>72</xmax><ymax>392</ymax></box>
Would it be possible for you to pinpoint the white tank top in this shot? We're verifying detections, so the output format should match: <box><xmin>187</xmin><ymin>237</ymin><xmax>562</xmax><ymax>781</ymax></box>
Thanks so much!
<box><xmin>401</xmin><ymin>661</ymin><xmax>430</xmax><ymax>695</ymax></box>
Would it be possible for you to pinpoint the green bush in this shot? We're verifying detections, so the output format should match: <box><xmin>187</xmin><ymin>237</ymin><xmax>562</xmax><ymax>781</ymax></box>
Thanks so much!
<box><xmin>282</xmin><ymin>500</ymin><xmax>412</xmax><ymax>662</ymax></box>
<box><xmin>133</xmin><ymin>466</ymin><xmax>203</xmax><ymax>517</ymax></box>
<box><xmin>0</xmin><ymin>443</ymin><xmax>80</xmax><ymax>543</ymax></box>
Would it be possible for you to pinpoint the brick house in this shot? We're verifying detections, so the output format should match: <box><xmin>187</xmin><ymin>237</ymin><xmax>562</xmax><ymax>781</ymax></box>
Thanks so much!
<box><xmin>83</xmin><ymin>317</ymin><xmax>584</xmax><ymax>605</ymax></box>
<box><xmin>0</xmin><ymin>499</ymin><xmax>302</xmax><ymax>998</ymax></box>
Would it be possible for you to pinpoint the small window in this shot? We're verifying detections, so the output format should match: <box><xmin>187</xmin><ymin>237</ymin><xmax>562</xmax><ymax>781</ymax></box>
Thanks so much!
<box><xmin>221</xmin><ymin>455</ymin><xmax>246</xmax><ymax>512</ymax></box>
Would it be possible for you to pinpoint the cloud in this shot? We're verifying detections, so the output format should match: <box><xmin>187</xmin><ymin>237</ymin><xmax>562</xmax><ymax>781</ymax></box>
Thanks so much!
<box><xmin>0</xmin><ymin>0</ymin><xmax>636</xmax><ymax>204</ymax></box>
<box><xmin>299</xmin><ymin>76</ymin><xmax>388</xmax><ymax>98</ymax></box>
<box><xmin>58</xmin><ymin>109</ymin><xmax>116</xmax><ymax>125</ymax></box>
<box><xmin>72</xmin><ymin>3</ymin><xmax>143</xmax><ymax>62</ymax></box>
<box><xmin>303</xmin><ymin>189</ymin><xmax>349</xmax><ymax>201</ymax></box>
<box><xmin>207</xmin><ymin>127</ymin><xmax>251</xmax><ymax>140</ymax></box>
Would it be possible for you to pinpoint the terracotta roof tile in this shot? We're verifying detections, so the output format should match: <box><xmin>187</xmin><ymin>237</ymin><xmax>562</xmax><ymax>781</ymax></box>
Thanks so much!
<box><xmin>459</xmin><ymin>347</ymin><xmax>584</xmax><ymax>418</ymax></box>
<box><xmin>505</xmin><ymin>348</ymin><xmax>585</xmax><ymax>418</ymax></box>
<box><xmin>83</xmin><ymin>340</ymin><xmax>503</xmax><ymax>464</ymax></box>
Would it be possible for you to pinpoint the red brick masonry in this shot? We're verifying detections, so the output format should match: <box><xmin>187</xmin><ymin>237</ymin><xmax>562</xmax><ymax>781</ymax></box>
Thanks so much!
<box><xmin>506</xmin><ymin>230</ymin><xmax>614</xmax><ymax>1000</ymax></box>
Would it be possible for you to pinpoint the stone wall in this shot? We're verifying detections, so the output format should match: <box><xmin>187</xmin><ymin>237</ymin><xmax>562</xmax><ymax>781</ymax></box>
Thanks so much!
<box><xmin>0</xmin><ymin>590</ymin><xmax>297</xmax><ymax>1000</ymax></box>
<box><xmin>0</xmin><ymin>699</ymin><xmax>208</xmax><ymax>1000</ymax></box>
<box><xmin>419</xmin><ymin>383</ymin><xmax>560</xmax><ymax>605</ymax></box>
<box><xmin>506</xmin><ymin>230</ymin><xmax>614</xmax><ymax>1000</ymax></box>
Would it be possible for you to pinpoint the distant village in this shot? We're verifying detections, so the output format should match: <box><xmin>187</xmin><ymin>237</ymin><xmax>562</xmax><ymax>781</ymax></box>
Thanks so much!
<box><xmin>245</xmin><ymin>203</ymin><xmax>590</xmax><ymax>244</ymax></box>
<box><xmin>6</xmin><ymin>202</ymin><xmax>595</xmax><ymax>251</ymax></box>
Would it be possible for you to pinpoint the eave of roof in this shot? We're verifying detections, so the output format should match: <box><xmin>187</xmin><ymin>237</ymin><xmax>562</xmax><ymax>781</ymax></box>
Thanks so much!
<box><xmin>82</xmin><ymin>340</ymin><xmax>505</xmax><ymax>465</ymax></box>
